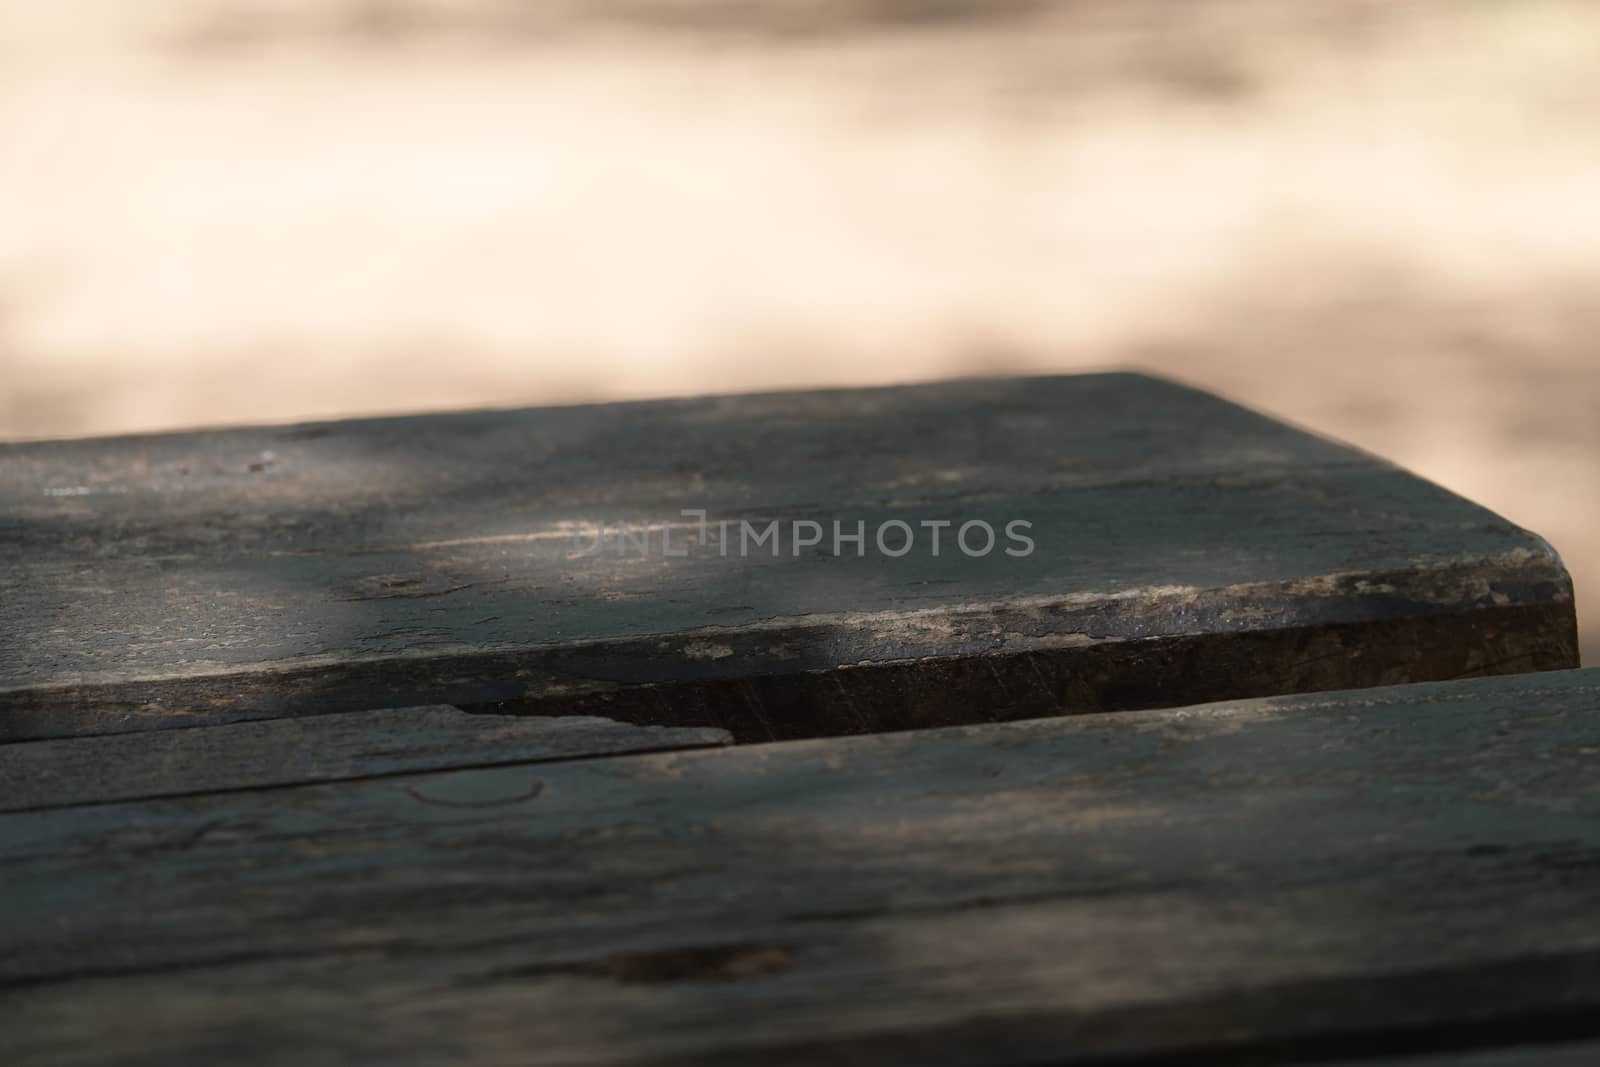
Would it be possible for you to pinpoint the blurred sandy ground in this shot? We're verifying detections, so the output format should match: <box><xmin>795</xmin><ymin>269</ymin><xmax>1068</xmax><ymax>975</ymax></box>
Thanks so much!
<box><xmin>1</xmin><ymin>1</ymin><xmax>1595</xmax><ymax>659</ymax></box>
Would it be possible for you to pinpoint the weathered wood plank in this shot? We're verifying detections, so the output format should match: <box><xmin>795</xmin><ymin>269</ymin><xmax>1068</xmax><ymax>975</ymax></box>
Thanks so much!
<box><xmin>4</xmin><ymin>670</ymin><xmax>1600</xmax><ymax>1065</ymax></box>
<box><xmin>7</xmin><ymin>884</ymin><xmax>1600</xmax><ymax>1067</ymax></box>
<box><xmin>0</xmin><ymin>707</ymin><xmax>730</xmax><ymax>814</ymax></box>
<box><xmin>0</xmin><ymin>373</ymin><xmax>1578</xmax><ymax>740</ymax></box>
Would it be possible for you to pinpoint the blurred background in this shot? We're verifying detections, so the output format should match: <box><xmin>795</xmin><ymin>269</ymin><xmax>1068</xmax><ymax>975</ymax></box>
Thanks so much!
<box><xmin>1</xmin><ymin>0</ymin><xmax>1594</xmax><ymax>659</ymax></box>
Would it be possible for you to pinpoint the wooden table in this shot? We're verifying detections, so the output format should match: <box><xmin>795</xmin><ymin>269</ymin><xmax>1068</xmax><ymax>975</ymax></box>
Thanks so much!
<box><xmin>0</xmin><ymin>374</ymin><xmax>1577</xmax><ymax>740</ymax></box>
<box><xmin>0</xmin><ymin>374</ymin><xmax>1590</xmax><ymax>1065</ymax></box>
<box><xmin>5</xmin><ymin>670</ymin><xmax>1600</xmax><ymax>1065</ymax></box>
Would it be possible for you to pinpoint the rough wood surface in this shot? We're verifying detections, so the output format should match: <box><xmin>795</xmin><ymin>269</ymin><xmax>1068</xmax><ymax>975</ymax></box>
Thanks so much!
<box><xmin>5</xmin><ymin>669</ymin><xmax>1600</xmax><ymax>1065</ymax></box>
<box><xmin>0</xmin><ymin>707</ymin><xmax>730</xmax><ymax>814</ymax></box>
<box><xmin>0</xmin><ymin>373</ymin><xmax>1577</xmax><ymax>741</ymax></box>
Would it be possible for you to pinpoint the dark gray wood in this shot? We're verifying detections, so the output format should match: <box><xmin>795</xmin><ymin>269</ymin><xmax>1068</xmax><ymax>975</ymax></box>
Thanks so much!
<box><xmin>0</xmin><ymin>374</ymin><xmax>1578</xmax><ymax>741</ymax></box>
<box><xmin>4</xmin><ymin>669</ymin><xmax>1600</xmax><ymax>1065</ymax></box>
<box><xmin>1333</xmin><ymin>1044</ymin><xmax>1600</xmax><ymax>1066</ymax></box>
<box><xmin>0</xmin><ymin>707</ymin><xmax>730</xmax><ymax>814</ymax></box>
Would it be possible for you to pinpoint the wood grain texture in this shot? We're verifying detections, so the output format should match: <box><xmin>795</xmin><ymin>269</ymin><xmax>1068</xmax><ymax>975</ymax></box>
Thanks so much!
<box><xmin>0</xmin><ymin>373</ymin><xmax>1578</xmax><ymax>741</ymax></box>
<box><xmin>0</xmin><ymin>707</ymin><xmax>730</xmax><ymax>814</ymax></box>
<box><xmin>4</xmin><ymin>669</ymin><xmax>1600</xmax><ymax>1065</ymax></box>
